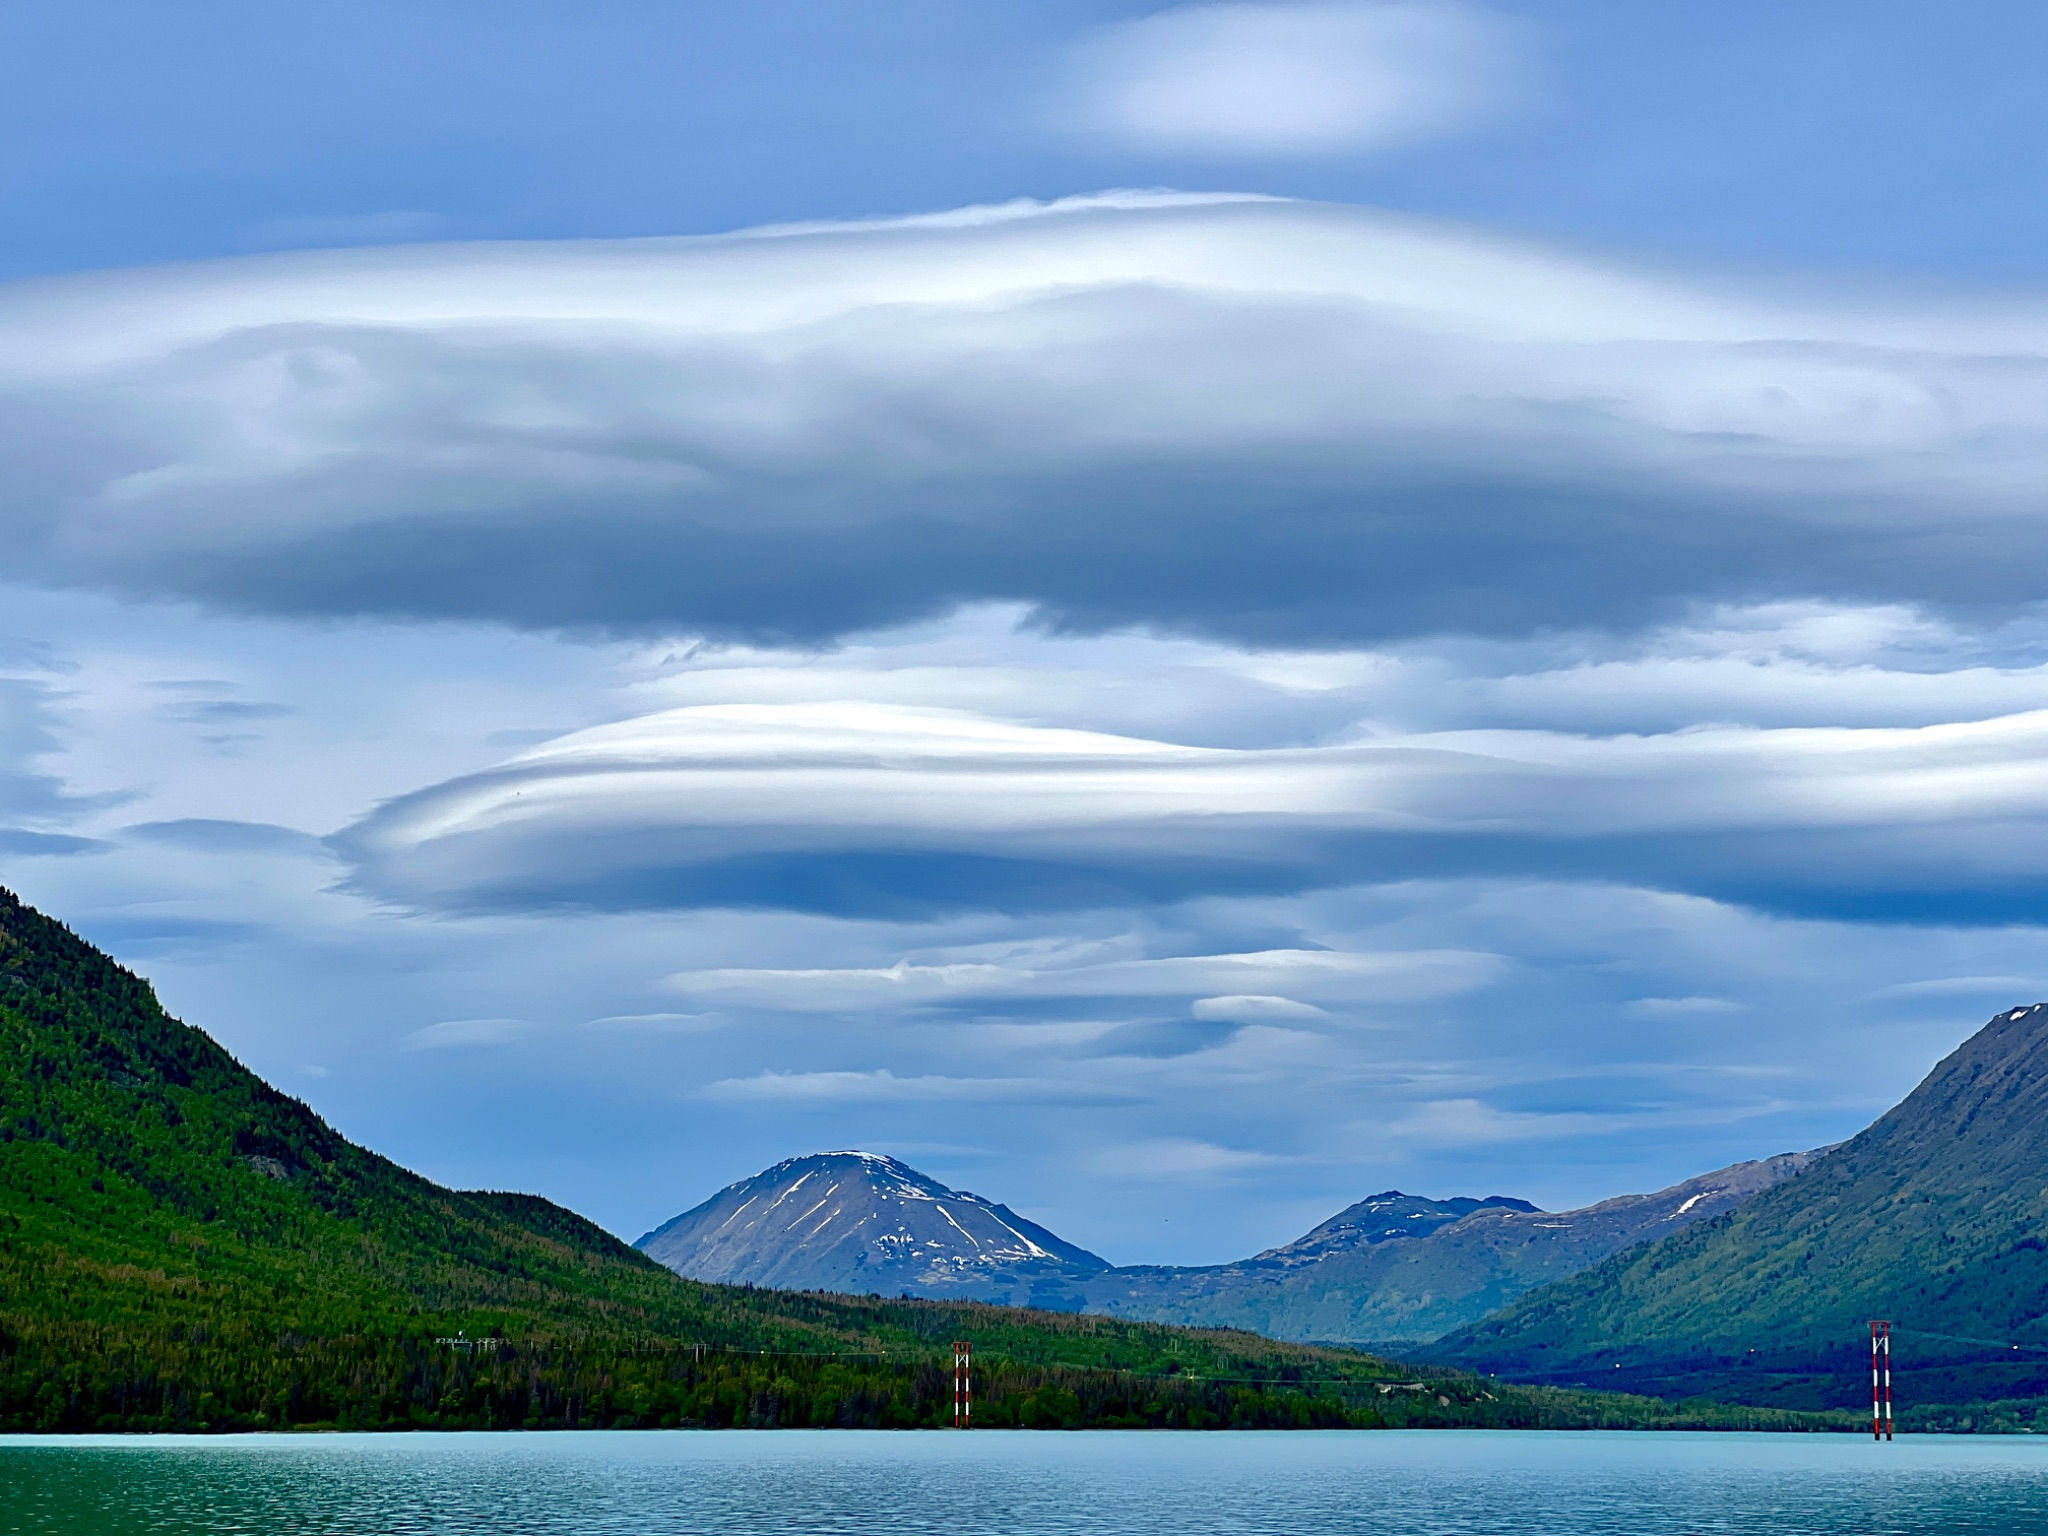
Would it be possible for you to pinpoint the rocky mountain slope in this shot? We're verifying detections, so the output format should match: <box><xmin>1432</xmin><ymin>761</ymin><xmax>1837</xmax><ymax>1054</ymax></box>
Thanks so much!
<box><xmin>639</xmin><ymin>1151</ymin><xmax>1816</xmax><ymax>1344</ymax></box>
<box><xmin>636</xmin><ymin>1151</ymin><xmax>1109</xmax><ymax>1300</ymax></box>
<box><xmin>1433</xmin><ymin>1004</ymin><xmax>2048</xmax><ymax>1410</ymax></box>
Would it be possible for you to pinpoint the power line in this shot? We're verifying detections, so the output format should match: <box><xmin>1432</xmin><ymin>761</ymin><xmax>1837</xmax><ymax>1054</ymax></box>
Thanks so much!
<box><xmin>1888</xmin><ymin>1324</ymin><xmax>2048</xmax><ymax>1357</ymax></box>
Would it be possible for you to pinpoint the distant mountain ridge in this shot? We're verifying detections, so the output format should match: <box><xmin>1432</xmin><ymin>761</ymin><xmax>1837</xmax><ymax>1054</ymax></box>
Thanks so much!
<box><xmin>1432</xmin><ymin>1003</ymin><xmax>2048</xmax><ymax>1409</ymax></box>
<box><xmin>637</xmin><ymin>1147</ymin><xmax>1816</xmax><ymax>1345</ymax></box>
<box><xmin>1070</xmin><ymin>1152</ymin><xmax>1819</xmax><ymax>1345</ymax></box>
<box><xmin>1253</xmin><ymin>1190</ymin><xmax>1540</xmax><ymax>1266</ymax></box>
<box><xmin>635</xmin><ymin>1151</ymin><xmax>1109</xmax><ymax>1301</ymax></box>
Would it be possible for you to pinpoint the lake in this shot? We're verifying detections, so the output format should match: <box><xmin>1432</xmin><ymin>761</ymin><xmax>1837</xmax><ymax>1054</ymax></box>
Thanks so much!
<box><xmin>4</xmin><ymin>1430</ymin><xmax>2046</xmax><ymax>1535</ymax></box>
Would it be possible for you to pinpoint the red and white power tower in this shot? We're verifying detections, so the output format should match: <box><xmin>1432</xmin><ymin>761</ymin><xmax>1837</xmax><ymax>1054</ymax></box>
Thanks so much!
<box><xmin>953</xmin><ymin>1341</ymin><xmax>972</xmax><ymax>1429</ymax></box>
<box><xmin>1869</xmin><ymin>1320</ymin><xmax>1893</xmax><ymax>1440</ymax></box>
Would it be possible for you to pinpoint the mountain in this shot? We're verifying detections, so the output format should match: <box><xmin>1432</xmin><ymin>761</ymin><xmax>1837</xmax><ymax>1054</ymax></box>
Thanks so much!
<box><xmin>639</xmin><ymin>1150</ymin><xmax>1815</xmax><ymax>1345</ymax></box>
<box><xmin>1433</xmin><ymin>1004</ymin><xmax>2048</xmax><ymax>1411</ymax></box>
<box><xmin>1071</xmin><ymin>1154</ymin><xmax>1818</xmax><ymax>1346</ymax></box>
<box><xmin>8</xmin><ymin>881</ymin><xmax>1753</xmax><ymax>1434</ymax></box>
<box><xmin>636</xmin><ymin>1151</ymin><xmax>1110</xmax><ymax>1301</ymax></box>
<box><xmin>1256</xmin><ymin>1191</ymin><xmax>1544</xmax><ymax>1264</ymax></box>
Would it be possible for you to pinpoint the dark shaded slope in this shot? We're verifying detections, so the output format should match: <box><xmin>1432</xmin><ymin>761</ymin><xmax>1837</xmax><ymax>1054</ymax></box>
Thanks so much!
<box><xmin>1435</xmin><ymin>1005</ymin><xmax>2048</xmax><ymax>1410</ymax></box>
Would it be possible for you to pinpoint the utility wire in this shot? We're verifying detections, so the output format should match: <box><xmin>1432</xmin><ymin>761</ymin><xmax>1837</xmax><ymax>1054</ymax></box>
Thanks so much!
<box><xmin>1888</xmin><ymin>1325</ymin><xmax>2048</xmax><ymax>1357</ymax></box>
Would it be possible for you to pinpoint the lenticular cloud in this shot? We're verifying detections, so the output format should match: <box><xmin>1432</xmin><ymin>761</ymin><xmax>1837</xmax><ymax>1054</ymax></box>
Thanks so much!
<box><xmin>8</xmin><ymin>193</ymin><xmax>2048</xmax><ymax>646</ymax></box>
<box><xmin>334</xmin><ymin>698</ymin><xmax>2048</xmax><ymax>920</ymax></box>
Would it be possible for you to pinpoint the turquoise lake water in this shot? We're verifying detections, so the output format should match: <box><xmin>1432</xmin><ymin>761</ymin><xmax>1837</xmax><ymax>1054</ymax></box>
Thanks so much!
<box><xmin>4</xmin><ymin>1430</ymin><xmax>2046</xmax><ymax>1535</ymax></box>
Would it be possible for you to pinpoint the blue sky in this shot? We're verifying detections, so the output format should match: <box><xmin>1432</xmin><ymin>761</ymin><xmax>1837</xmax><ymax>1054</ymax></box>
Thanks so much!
<box><xmin>6</xmin><ymin>1</ymin><xmax>2048</xmax><ymax>1263</ymax></box>
<box><xmin>11</xmin><ymin>2</ymin><xmax>2048</xmax><ymax>280</ymax></box>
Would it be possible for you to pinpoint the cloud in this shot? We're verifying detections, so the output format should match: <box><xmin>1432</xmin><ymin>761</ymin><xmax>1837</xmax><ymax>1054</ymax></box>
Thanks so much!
<box><xmin>1621</xmin><ymin>996</ymin><xmax>1746</xmax><ymax>1019</ymax></box>
<box><xmin>0</xmin><ymin>676</ymin><xmax>86</xmax><ymax>824</ymax></box>
<box><xmin>1190</xmin><ymin>993</ymin><xmax>1331</xmax><ymax>1021</ymax></box>
<box><xmin>336</xmin><ymin>689</ymin><xmax>2048</xmax><ymax>920</ymax></box>
<box><xmin>1061</xmin><ymin>1</ymin><xmax>1518</xmax><ymax>156</ymax></box>
<box><xmin>1386</xmin><ymin>1097</ymin><xmax>1617</xmax><ymax>1146</ymax></box>
<box><xmin>1095</xmin><ymin>1137</ymin><xmax>1289</xmax><ymax>1177</ymax></box>
<box><xmin>160</xmin><ymin>700</ymin><xmax>294</xmax><ymax>725</ymax></box>
<box><xmin>662</xmin><ymin>941</ymin><xmax>1494</xmax><ymax>1012</ymax></box>
<box><xmin>0</xmin><ymin>828</ymin><xmax>105</xmax><ymax>857</ymax></box>
<box><xmin>0</xmin><ymin>668</ymin><xmax>127</xmax><ymax>849</ymax></box>
<box><xmin>1092</xmin><ymin>1022</ymin><xmax>1346</xmax><ymax>1087</ymax></box>
<box><xmin>126</xmin><ymin>818</ymin><xmax>320</xmax><ymax>854</ymax></box>
<box><xmin>1869</xmin><ymin>975</ymin><xmax>2045</xmax><ymax>1000</ymax></box>
<box><xmin>9</xmin><ymin>195</ymin><xmax>2048</xmax><ymax>649</ymax></box>
<box><xmin>401</xmin><ymin>1017</ymin><xmax>530</xmax><ymax>1050</ymax></box>
<box><xmin>584</xmin><ymin>1011</ymin><xmax>723</xmax><ymax>1033</ymax></box>
<box><xmin>334</xmin><ymin>697</ymin><xmax>1392</xmax><ymax>915</ymax></box>
<box><xmin>700</xmin><ymin>1068</ymin><xmax>1114</xmax><ymax>1103</ymax></box>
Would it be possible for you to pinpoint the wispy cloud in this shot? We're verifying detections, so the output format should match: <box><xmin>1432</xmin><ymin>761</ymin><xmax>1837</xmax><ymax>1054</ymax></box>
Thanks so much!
<box><xmin>1622</xmin><ymin>996</ymin><xmax>1747</xmax><ymax>1019</ymax></box>
<box><xmin>1094</xmin><ymin>1137</ymin><xmax>1291</xmax><ymax>1178</ymax></box>
<box><xmin>126</xmin><ymin>818</ymin><xmax>320</xmax><ymax>855</ymax></box>
<box><xmin>662</xmin><ymin>944</ymin><xmax>1497</xmax><ymax>1012</ymax></box>
<box><xmin>700</xmin><ymin>1068</ymin><xmax>1119</xmax><ymax>1103</ymax></box>
<box><xmin>402</xmin><ymin>1017</ymin><xmax>530</xmax><ymax>1051</ymax></box>
<box><xmin>1061</xmin><ymin>1</ymin><xmax>1520</xmax><ymax>156</ymax></box>
<box><xmin>1870</xmin><ymin>976</ymin><xmax>2044</xmax><ymax>1000</ymax></box>
<box><xmin>1190</xmin><ymin>993</ymin><xmax>1332</xmax><ymax>1021</ymax></box>
<box><xmin>1386</xmin><ymin>1097</ymin><xmax>1621</xmax><ymax>1146</ymax></box>
<box><xmin>584</xmin><ymin>1011</ymin><xmax>724</xmax><ymax>1033</ymax></box>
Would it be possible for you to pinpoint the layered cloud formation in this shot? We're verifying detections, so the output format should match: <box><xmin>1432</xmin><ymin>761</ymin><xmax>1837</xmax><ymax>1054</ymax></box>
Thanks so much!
<box><xmin>338</xmin><ymin>655</ymin><xmax>2048</xmax><ymax>922</ymax></box>
<box><xmin>9</xmin><ymin>194</ymin><xmax>2048</xmax><ymax>646</ymax></box>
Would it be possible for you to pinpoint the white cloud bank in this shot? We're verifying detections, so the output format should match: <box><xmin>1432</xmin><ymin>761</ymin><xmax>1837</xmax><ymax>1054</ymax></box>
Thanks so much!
<box><xmin>1061</xmin><ymin>1</ymin><xmax>1518</xmax><ymax>156</ymax></box>
<box><xmin>8</xmin><ymin>194</ymin><xmax>2048</xmax><ymax>646</ymax></box>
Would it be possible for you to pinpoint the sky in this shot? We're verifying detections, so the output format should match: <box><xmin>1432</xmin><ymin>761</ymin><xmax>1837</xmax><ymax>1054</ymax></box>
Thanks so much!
<box><xmin>6</xmin><ymin>0</ymin><xmax>2048</xmax><ymax>1265</ymax></box>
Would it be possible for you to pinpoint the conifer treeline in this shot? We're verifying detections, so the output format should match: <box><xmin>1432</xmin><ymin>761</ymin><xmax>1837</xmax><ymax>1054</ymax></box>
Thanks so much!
<box><xmin>0</xmin><ymin>1321</ymin><xmax>1844</xmax><ymax>1434</ymax></box>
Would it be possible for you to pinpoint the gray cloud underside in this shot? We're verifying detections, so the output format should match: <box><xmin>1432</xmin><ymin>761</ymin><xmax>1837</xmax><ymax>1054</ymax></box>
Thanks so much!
<box><xmin>8</xmin><ymin>194</ymin><xmax>2048</xmax><ymax>647</ymax></box>
<box><xmin>0</xmin><ymin>673</ymin><xmax>124</xmax><ymax>850</ymax></box>
<box><xmin>125</xmin><ymin>818</ymin><xmax>323</xmax><ymax>854</ymax></box>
